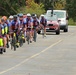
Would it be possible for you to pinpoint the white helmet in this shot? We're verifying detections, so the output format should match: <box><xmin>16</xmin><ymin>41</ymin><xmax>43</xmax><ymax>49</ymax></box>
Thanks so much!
<box><xmin>27</xmin><ymin>13</ymin><xmax>31</xmax><ymax>16</ymax></box>
<box><xmin>41</xmin><ymin>14</ymin><xmax>44</xmax><ymax>17</ymax></box>
<box><xmin>9</xmin><ymin>15</ymin><xmax>13</xmax><ymax>19</ymax></box>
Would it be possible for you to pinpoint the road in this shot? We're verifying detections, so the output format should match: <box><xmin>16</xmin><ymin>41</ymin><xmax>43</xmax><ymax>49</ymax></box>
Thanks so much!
<box><xmin>0</xmin><ymin>26</ymin><xmax>76</xmax><ymax>75</ymax></box>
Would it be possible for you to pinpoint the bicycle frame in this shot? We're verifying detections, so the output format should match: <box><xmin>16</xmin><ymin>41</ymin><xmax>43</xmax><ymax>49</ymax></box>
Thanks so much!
<box><xmin>10</xmin><ymin>31</ymin><xmax>17</xmax><ymax>51</ymax></box>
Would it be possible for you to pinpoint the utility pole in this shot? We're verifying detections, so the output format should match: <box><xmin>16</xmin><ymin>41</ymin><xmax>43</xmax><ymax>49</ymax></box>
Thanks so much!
<box><xmin>49</xmin><ymin>0</ymin><xmax>54</xmax><ymax>9</ymax></box>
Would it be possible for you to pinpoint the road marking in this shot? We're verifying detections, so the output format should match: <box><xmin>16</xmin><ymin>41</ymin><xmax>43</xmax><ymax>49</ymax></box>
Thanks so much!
<box><xmin>0</xmin><ymin>39</ymin><xmax>62</xmax><ymax>74</ymax></box>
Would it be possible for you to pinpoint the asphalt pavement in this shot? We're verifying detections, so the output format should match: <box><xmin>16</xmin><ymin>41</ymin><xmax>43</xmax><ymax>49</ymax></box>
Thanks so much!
<box><xmin>0</xmin><ymin>26</ymin><xmax>76</xmax><ymax>75</ymax></box>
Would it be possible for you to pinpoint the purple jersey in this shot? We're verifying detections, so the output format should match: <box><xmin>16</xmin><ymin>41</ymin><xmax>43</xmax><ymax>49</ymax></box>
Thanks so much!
<box><xmin>11</xmin><ymin>20</ymin><xmax>19</xmax><ymax>30</ymax></box>
<box><xmin>25</xmin><ymin>18</ymin><xmax>33</xmax><ymax>27</ymax></box>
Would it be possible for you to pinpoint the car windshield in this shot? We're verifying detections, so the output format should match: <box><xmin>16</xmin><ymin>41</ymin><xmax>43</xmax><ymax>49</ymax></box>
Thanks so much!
<box><xmin>45</xmin><ymin>15</ymin><xmax>57</xmax><ymax>21</ymax></box>
<box><xmin>53</xmin><ymin>12</ymin><xmax>65</xmax><ymax>18</ymax></box>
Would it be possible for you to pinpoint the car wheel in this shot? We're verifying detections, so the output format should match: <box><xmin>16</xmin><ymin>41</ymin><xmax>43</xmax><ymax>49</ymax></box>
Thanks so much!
<box><xmin>56</xmin><ymin>29</ymin><xmax>60</xmax><ymax>35</ymax></box>
<box><xmin>64</xmin><ymin>26</ymin><xmax>68</xmax><ymax>32</ymax></box>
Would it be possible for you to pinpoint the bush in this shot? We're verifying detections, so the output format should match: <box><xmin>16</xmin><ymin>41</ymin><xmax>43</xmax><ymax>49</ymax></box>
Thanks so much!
<box><xmin>18</xmin><ymin>0</ymin><xmax>45</xmax><ymax>17</ymax></box>
<box><xmin>68</xmin><ymin>18</ymin><xmax>76</xmax><ymax>26</ymax></box>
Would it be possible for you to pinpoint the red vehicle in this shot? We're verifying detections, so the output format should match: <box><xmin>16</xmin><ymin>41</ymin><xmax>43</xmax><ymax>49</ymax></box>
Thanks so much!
<box><xmin>45</xmin><ymin>14</ymin><xmax>60</xmax><ymax>35</ymax></box>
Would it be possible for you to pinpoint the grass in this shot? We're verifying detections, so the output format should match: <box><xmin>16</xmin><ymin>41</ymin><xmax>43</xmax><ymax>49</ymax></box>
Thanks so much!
<box><xmin>68</xmin><ymin>18</ymin><xmax>76</xmax><ymax>26</ymax></box>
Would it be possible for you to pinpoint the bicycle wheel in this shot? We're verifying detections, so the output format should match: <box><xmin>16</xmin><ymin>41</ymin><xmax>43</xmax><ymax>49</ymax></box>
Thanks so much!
<box><xmin>33</xmin><ymin>29</ymin><xmax>37</xmax><ymax>42</ymax></box>
<box><xmin>26</xmin><ymin>31</ymin><xmax>30</xmax><ymax>44</ymax></box>
<box><xmin>20</xmin><ymin>38</ymin><xmax>23</xmax><ymax>47</ymax></box>
<box><xmin>18</xmin><ymin>34</ymin><xmax>23</xmax><ymax>47</ymax></box>
<box><xmin>27</xmin><ymin>35</ymin><xmax>30</xmax><ymax>44</ymax></box>
<box><xmin>42</xmin><ymin>29</ymin><xmax>44</xmax><ymax>38</ymax></box>
<box><xmin>13</xmin><ymin>36</ymin><xmax>16</xmax><ymax>51</ymax></box>
<box><xmin>10</xmin><ymin>37</ymin><xmax>13</xmax><ymax>50</ymax></box>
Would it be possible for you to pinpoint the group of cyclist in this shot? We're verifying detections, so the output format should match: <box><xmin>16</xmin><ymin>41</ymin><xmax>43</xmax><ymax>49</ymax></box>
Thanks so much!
<box><xmin>0</xmin><ymin>13</ymin><xmax>47</xmax><ymax>54</ymax></box>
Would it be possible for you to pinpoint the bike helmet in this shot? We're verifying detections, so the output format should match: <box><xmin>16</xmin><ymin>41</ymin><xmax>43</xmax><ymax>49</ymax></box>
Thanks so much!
<box><xmin>19</xmin><ymin>13</ymin><xmax>23</xmax><ymax>17</ymax></box>
<box><xmin>27</xmin><ymin>13</ymin><xmax>31</xmax><ymax>17</ymax></box>
<box><xmin>41</xmin><ymin>14</ymin><xmax>44</xmax><ymax>17</ymax></box>
<box><xmin>9</xmin><ymin>15</ymin><xmax>13</xmax><ymax>19</ymax></box>
<box><xmin>13</xmin><ymin>15</ymin><xmax>18</xmax><ymax>18</ymax></box>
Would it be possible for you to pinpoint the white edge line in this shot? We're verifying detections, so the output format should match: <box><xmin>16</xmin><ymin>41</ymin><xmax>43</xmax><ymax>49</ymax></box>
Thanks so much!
<box><xmin>0</xmin><ymin>39</ymin><xmax>62</xmax><ymax>74</ymax></box>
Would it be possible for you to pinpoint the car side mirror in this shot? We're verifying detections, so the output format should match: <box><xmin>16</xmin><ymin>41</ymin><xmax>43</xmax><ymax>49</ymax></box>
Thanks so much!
<box><xmin>66</xmin><ymin>16</ymin><xmax>69</xmax><ymax>20</ymax></box>
<box><xmin>58</xmin><ymin>20</ymin><xmax>61</xmax><ymax>23</ymax></box>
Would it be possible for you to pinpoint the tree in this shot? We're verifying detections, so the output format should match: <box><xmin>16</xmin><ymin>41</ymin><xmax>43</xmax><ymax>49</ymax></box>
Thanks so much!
<box><xmin>0</xmin><ymin>0</ymin><xmax>25</xmax><ymax>16</ymax></box>
<box><xmin>54</xmin><ymin>0</ymin><xmax>66</xmax><ymax>9</ymax></box>
<box><xmin>19</xmin><ymin>0</ymin><xmax>45</xmax><ymax>16</ymax></box>
<box><xmin>66</xmin><ymin>0</ymin><xmax>76</xmax><ymax>21</ymax></box>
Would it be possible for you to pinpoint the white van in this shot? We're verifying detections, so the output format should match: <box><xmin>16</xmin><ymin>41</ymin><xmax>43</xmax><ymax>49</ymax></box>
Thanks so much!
<box><xmin>46</xmin><ymin>10</ymin><xmax>69</xmax><ymax>32</ymax></box>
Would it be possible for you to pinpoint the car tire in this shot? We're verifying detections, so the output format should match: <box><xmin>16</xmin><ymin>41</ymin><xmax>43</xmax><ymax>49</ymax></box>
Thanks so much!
<box><xmin>56</xmin><ymin>29</ymin><xmax>60</xmax><ymax>35</ymax></box>
<box><xmin>64</xmin><ymin>25</ymin><xmax>68</xmax><ymax>32</ymax></box>
<box><xmin>64</xmin><ymin>28</ymin><xmax>68</xmax><ymax>32</ymax></box>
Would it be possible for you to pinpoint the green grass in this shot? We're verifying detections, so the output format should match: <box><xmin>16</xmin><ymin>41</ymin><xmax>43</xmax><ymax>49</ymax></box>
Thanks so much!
<box><xmin>68</xmin><ymin>18</ymin><xmax>76</xmax><ymax>26</ymax></box>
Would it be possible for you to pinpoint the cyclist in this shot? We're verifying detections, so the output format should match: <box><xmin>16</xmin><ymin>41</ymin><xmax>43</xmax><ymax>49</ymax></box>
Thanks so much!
<box><xmin>32</xmin><ymin>14</ymin><xmax>39</xmax><ymax>41</ymax></box>
<box><xmin>32</xmin><ymin>14</ymin><xmax>39</xmax><ymax>29</ymax></box>
<box><xmin>7</xmin><ymin>15</ymin><xmax>14</xmax><ymax>43</ymax></box>
<box><xmin>8</xmin><ymin>15</ymin><xmax>13</xmax><ymax>23</ymax></box>
<box><xmin>0</xmin><ymin>18</ymin><xmax>8</xmax><ymax>52</ymax></box>
<box><xmin>0</xmin><ymin>20</ymin><xmax>4</xmax><ymax>54</ymax></box>
<box><xmin>8</xmin><ymin>15</ymin><xmax>14</xmax><ymax>32</ymax></box>
<box><xmin>18</xmin><ymin>13</ymin><xmax>26</xmax><ymax>42</ymax></box>
<box><xmin>18</xmin><ymin>13</ymin><xmax>26</xmax><ymax>29</ymax></box>
<box><xmin>40</xmin><ymin>14</ymin><xmax>47</xmax><ymax>37</ymax></box>
<box><xmin>2</xmin><ymin>16</ymin><xmax>9</xmax><ymax>48</ymax></box>
<box><xmin>25</xmin><ymin>13</ymin><xmax>33</xmax><ymax>43</ymax></box>
<box><xmin>11</xmin><ymin>15</ymin><xmax>20</xmax><ymax>47</ymax></box>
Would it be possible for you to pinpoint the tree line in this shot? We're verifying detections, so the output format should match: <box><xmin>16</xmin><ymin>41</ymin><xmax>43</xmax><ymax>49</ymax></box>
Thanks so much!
<box><xmin>0</xmin><ymin>0</ymin><xmax>76</xmax><ymax>21</ymax></box>
<box><xmin>0</xmin><ymin>0</ymin><xmax>25</xmax><ymax>16</ymax></box>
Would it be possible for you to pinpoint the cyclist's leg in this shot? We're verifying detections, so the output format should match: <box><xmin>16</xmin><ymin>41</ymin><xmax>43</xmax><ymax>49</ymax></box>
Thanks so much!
<box><xmin>36</xmin><ymin>26</ymin><xmax>39</xmax><ymax>32</ymax></box>
<box><xmin>34</xmin><ymin>27</ymin><xmax>37</xmax><ymax>42</ymax></box>
<box><xmin>3</xmin><ymin>36</ymin><xmax>7</xmax><ymax>52</ymax></box>
<box><xmin>6</xmin><ymin>34</ymin><xmax>9</xmax><ymax>48</ymax></box>
<box><xmin>30</xmin><ymin>30</ymin><xmax>33</xmax><ymax>43</ymax></box>
<box><xmin>32</xmin><ymin>28</ymin><xmax>34</xmax><ymax>40</ymax></box>
<box><xmin>24</xmin><ymin>28</ymin><xmax>27</xmax><ymax>42</ymax></box>
<box><xmin>16</xmin><ymin>33</ymin><xmax>20</xmax><ymax>47</ymax></box>
<box><xmin>26</xmin><ymin>29</ymin><xmax>30</xmax><ymax>44</ymax></box>
<box><xmin>44</xmin><ymin>26</ymin><xmax>46</xmax><ymax>37</ymax></box>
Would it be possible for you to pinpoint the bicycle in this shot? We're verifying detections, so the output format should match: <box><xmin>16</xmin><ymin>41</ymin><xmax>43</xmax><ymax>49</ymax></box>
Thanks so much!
<box><xmin>33</xmin><ymin>27</ymin><xmax>37</xmax><ymax>42</ymax></box>
<box><xmin>26</xmin><ymin>28</ymin><xmax>31</xmax><ymax>44</ymax></box>
<box><xmin>18</xmin><ymin>30</ymin><xmax>24</xmax><ymax>47</ymax></box>
<box><xmin>10</xmin><ymin>30</ymin><xmax>17</xmax><ymax>51</ymax></box>
<box><xmin>22</xmin><ymin>33</ymin><xmax>25</xmax><ymax>43</ymax></box>
<box><xmin>41</xmin><ymin>25</ymin><xmax>46</xmax><ymax>38</ymax></box>
<box><xmin>42</xmin><ymin>28</ymin><xmax>45</xmax><ymax>38</ymax></box>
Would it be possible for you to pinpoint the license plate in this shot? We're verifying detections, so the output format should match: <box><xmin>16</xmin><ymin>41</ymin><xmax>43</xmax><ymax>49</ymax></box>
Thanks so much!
<box><xmin>46</xmin><ymin>28</ymin><xmax>49</xmax><ymax>29</ymax></box>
